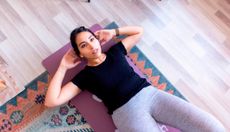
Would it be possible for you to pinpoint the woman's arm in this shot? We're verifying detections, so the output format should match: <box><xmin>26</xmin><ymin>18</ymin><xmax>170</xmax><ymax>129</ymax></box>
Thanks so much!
<box><xmin>95</xmin><ymin>25</ymin><xmax>143</xmax><ymax>52</ymax></box>
<box><xmin>117</xmin><ymin>26</ymin><xmax>144</xmax><ymax>52</ymax></box>
<box><xmin>44</xmin><ymin>49</ymin><xmax>81</xmax><ymax>107</ymax></box>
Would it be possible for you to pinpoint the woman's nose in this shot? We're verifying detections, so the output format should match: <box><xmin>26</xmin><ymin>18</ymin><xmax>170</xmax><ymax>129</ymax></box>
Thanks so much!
<box><xmin>88</xmin><ymin>42</ymin><xmax>94</xmax><ymax>49</ymax></box>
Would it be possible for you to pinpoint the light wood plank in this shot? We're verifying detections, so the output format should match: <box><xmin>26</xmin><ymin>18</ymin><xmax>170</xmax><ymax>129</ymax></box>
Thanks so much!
<box><xmin>0</xmin><ymin>0</ymin><xmax>229</xmax><ymax>130</ymax></box>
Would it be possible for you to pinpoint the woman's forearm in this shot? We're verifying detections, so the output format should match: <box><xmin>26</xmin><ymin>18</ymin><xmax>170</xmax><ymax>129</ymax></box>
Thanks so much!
<box><xmin>45</xmin><ymin>65</ymin><xmax>67</xmax><ymax>107</ymax></box>
<box><xmin>114</xmin><ymin>26</ymin><xmax>143</xmax><ymax>36</ymax></box>
<box><xmin>111</xmin><ymin>26</ymin><xmax>143</xmax><ymax>51</ymax></box>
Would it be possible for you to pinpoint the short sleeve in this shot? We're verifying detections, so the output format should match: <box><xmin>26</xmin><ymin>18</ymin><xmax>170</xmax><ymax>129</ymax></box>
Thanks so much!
<box><xmin>71</xmin><ymin>71</ymin><xmax>86</xmax><ymax>91</ymax></box>
<box><xmin>108</xmin><ymin>41</ymin><xmax>127</xmax><ymax>55</ymax></box>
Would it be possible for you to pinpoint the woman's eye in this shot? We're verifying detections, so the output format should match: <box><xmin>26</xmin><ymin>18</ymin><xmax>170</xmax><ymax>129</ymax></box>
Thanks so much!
<box><xmin>90</xmin><ymin>38</ymin><xmax>94</xmax><ymax>41</ymax></box>
<box><xmin>81</xmin><ymin>44</ymin><xmax>86</xmax><ymax>48</ymax></box>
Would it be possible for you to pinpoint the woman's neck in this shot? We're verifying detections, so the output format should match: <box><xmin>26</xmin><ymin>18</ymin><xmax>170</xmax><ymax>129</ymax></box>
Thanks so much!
<box><xmin>87</xmin><ymin>53</ymin><xmax>106</xmax><ymax>66</ymax></box>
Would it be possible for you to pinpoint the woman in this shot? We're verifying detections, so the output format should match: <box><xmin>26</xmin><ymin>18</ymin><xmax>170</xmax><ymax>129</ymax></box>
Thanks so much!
<box><xmin>45</xmin><ymin>25</ymin><xmax>225</xmax><ymax>132</ymax></box>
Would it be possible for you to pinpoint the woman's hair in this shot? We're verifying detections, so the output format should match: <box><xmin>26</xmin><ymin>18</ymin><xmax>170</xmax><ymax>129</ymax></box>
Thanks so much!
<box><xmin>70</xmin><ymin>26</ymin><xmax>97</xmax><ymax>57</ymax></box>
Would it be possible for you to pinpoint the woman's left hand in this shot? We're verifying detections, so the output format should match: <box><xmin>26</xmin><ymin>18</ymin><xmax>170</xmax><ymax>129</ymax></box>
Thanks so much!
<box><xmin>94</xmin><ymin>29</ymin><xmax>115</xmax><ymax>45</ymax></box>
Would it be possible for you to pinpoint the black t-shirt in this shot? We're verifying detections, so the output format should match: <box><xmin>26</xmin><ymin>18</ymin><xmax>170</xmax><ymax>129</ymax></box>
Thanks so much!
<box><xmin>71</xmin><ymin>41</ymin><xmax>151</xmax><ymax>114</ymax></box>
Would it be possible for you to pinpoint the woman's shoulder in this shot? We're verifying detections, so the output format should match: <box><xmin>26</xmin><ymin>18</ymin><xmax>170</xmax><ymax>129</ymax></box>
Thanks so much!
<box><xmin>107</xmin><ymin>41</ymin><xmax>127</xmax><ymax>55</ymax></box>
<box><xmin>73</xmin><ymin>67</ymin><xmax>89</xmax><ymax>78</ymax></box>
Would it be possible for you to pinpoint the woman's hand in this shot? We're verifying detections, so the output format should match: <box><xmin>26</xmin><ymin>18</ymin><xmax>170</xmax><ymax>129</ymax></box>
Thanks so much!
<box><xmin>0</xmin><ymin>79</ymin><xmax>6</xmax><ymax>89</ymax></box>
<box><xmin>94</xmin><ymin>29</ymin><xmax>116</xmax><ymax>45</ymax></box>
<box><xmin>60</xmin><ymin>49</ymin><xmax>81</xmax><ymax>70</ymax></box>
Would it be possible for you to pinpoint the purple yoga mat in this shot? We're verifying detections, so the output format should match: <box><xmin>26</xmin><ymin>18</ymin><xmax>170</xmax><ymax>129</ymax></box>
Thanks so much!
<box><xmin>42</xmin><ymin>24</ymin><xmax>117</xmax><ymax>132</ymax></box>
<box><xmin>42</xmin><ymin>24</ymin><xmax>180</xmax><ymax>132</ymax></box>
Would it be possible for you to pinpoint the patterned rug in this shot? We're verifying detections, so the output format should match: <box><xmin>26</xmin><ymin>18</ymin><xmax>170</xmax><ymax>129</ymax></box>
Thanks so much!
<box><xmin>128</xmin><ymin>46</ymin><xmax>186</xmax><ymax>100</ymax></box>
<box><xmin>0</xmin><ymin>72</ymin><xmax>93</xmax><ymax>132</ymax></box>
<box><xmin>0</xmin><ymin>22</ymin><xmax>186</xmax><ymax>132</ymax></box>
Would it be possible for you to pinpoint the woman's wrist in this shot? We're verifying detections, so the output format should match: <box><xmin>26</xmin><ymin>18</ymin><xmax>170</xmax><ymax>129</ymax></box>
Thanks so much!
<box><xmin>114</xmin><ymin>28</ymin><xmax>119</xmax><ymax>36</ymax></box>
<box><xmin>59</xmin><ymin>64</ymin><xmax>68</xmax><ymax>73</ymax></box>
<box><xmin>112</xmin><ymin>28</ymin><xmax>119</xmax><ymax>37</ymax></box>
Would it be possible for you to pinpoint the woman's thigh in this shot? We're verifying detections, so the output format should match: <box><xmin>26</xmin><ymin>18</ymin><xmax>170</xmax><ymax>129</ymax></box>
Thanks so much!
<box><xmin>150</xmin><ymin>88</ymin><xmax>225</xmax><ymax>132</ymax></box>
<box><xmin>112</xmin><ymin>86</ymin><xmax>161</xmax><ymax>132</ymax></box>
<box><xmin>112</xmin><ymin>111</ymin><xmax>160</xmax><ymax>132</ymax></box>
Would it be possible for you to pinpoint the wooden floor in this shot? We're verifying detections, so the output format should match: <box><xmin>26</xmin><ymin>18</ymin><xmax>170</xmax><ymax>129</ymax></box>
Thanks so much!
<box><xmin>0</xmin><ymin>0</ymin><xmax>229</xmax><ymax>130</ymax></box>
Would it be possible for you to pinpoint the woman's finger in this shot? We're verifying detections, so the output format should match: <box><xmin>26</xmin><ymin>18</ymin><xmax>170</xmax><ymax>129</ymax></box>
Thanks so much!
<box><xmin>101</xmin><ymin>40</ymin><xmax>107</xmax><ymax>45</ymax></box>
<box><xmin>94</xmin><ymin>30</ymin><xmax>99</xmax><ymax>35</ymax></box>
<box><xmin>94</xmin><ymin>30</ymin><xmax>100</xmax><ymax>39</ymax></box>
<box><xmin>69</xmin><ymin>49</ymin><xmax>77</xmax><ymax>57</ymax></box>
<box><xmin>64</xmin><ymin>48</ymin><xmax>75</xmax><ymax>58</ymax></box>
<box><xmin>64</xmin><ymin>49</ymin><xmax>72</xmax><ymax>56</ymax></box>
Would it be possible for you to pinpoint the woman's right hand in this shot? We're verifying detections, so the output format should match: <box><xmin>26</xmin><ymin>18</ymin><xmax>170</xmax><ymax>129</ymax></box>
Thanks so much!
<box><xmin>60</xmin><ymin>48</ymin><xmax>81</xmax><ymax>70</ymax></box>
<box><xmin>0</xmin><ymin>79</ymin><xmax>6</xmax><ymax>89</ymax></box>
<box><xmin>94</xmin><ymin>29</ymin><xmax>115</xmax><ymax>45</ymax></box>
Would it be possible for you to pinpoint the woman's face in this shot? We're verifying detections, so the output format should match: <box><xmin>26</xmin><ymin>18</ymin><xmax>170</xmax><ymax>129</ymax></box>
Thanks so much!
<box><xmin>76</xmin><ymin>31</ymin><xmax>102</xmax><ymax>59</ymax></box>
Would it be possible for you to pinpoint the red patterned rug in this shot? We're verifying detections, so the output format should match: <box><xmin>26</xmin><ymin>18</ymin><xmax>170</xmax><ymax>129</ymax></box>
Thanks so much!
<box><xmin>0</xmin><ymin>72</ymin><xmax>93</xmax><ymax>132</ymax></box>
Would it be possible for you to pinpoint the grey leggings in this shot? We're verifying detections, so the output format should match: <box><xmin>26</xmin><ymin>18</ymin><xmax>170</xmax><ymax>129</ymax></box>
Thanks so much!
<box><xmin>112</xmin><ymin>85</ymin><xmax>225</xmax><ymax>132</ymax></box>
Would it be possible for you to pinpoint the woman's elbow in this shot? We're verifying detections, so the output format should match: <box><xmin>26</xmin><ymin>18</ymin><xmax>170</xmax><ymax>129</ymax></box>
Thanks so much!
<box><xmin>138</xmin><ymin>26</ymin><xmax>144</xmax><ymax>35</ymax></box>
<box><xmin>44</xmin><ymin>102</ymin><xmax>53</xmax><ymax>107</ymax></box>
<box><xmin>44</xmin><ymin>99</ymin><xmax>58</xmax><ymax>107</ymax></box>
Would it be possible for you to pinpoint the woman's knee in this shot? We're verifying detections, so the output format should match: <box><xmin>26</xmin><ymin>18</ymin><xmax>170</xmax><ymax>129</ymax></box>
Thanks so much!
<box><xmin>191</xmin><ymin>114</ymin><xmax>225</xmax><ymax>132</ymax></box>
<box><xmin>204</xmin><ymin>119</ymin><xmax>225</xmax><ymax>132</ymax></box>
